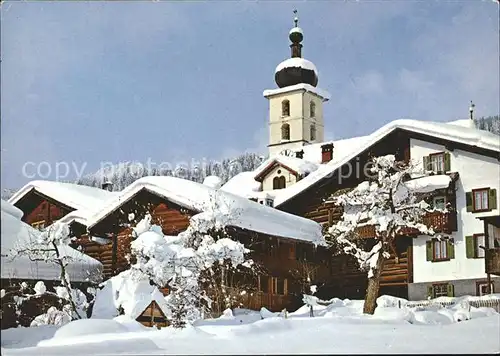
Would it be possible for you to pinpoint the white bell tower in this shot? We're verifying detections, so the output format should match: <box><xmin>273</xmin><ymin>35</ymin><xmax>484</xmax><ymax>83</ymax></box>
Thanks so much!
<box><xmin>264</xmin><ymin>11</ymin><xmax>330</xmax><ymax>157</ymax></box>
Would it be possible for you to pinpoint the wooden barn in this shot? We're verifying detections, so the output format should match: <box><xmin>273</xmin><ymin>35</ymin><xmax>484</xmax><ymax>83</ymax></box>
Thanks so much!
<box><xmin>84</xmin><ymin>176</ymin><xmax>330</xmax><ymax>313</ymax></box>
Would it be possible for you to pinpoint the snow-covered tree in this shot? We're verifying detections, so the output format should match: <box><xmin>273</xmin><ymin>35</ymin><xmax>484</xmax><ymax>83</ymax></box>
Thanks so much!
<box><xmin>8</xmin><ymin>222</ymin><xmax>99</xmax><ymax>324</ymax></box>
<box><xmin>114</xmin><ymin>191</ymin><xmax>254</xmax><ymax>327</ymax></box>
<box><xmin>325</xmin><ymin>155</ymin><xmax>438</xmax><ymax>314</ymax></box>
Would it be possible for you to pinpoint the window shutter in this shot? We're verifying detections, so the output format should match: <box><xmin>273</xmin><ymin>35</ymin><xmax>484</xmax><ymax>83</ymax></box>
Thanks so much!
<box><xmin>489</xmin><ymin>189</ymin><xmax>497</xmax><ymax>210</ymax></box>
<box><xmin>447</xmin><ymin>239</ymin><xmax>455</xmax><ymax>259</ymax></box>
<box><xmin>465</xmin><ymin>235</ymin><xmax>475</xmax><ymax>259</ymax></box>
<box><xmin>447</xmin><ymin>283</ymin><xmax>455</xmax><ymax>297</ymax></box>
<box><xmin>427</xmin><ymin>286</ymin><xmax>434</xmax><ymax>299</ymax></box>
<box><xmin>426</xmin><ymin>241</ymin><xmax>433</xmax><ymax>261</ymax></box>
<box><xmin>444</xmin><ymin>152</ymin><xmax>451</xmax><ymax>172</ymax></box>
<box><xmin>423</xmin><ymin>156</ymin><xmax>431</xmax><ymax>172</ymax></box>
<box><xmin>465</xmin><ymin>192</ymin><xmax>473</xmax><ymax>212</ymax></box>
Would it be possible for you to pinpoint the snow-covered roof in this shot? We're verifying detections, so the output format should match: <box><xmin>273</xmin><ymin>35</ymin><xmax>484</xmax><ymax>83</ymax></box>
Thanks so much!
<box><xmin>273</xmin><ymin>119</ymin><xmax>500</xmax><ymax>208</ymax></box>
<box><xmin>220</xmin><ymin>172</ymin><xmax>262</xmax><ymax>199</ymax></box>
<box><xmin>404</xmin><ymin>175</ymin><xmax>452</xmax><ymax>194</ymax></box>
<box><xmin>87</xmin><ymin>176</ymin><xmax>324</xmax><ymax>245</ymax></box>
<box><xmin>263</xmin><ymin>83</ymin><xmax>331</xmax><ymax>101</ymax></box>
<box><xmin>253</xmin><ymin>155</ymin><xmax>320</xmax><ymax>180</ymax></box>
<box><xmin>8</xmin><ymin>180</ymin><xmax>120</xmax><ymax>226</ymax></box>
<box><xmin>275</xmin><ymin>58</ymin><xmax>318</xmax><ymax>76</ymax></box>
<box><xmin>1</xmin><ymin>200</ymin><xmax>103</xmax><ymax>282</ymax></box>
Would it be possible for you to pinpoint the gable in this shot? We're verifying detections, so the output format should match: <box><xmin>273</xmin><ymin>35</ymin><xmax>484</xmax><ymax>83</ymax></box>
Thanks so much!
<box><xmin>14</xmin><ymin>189</ymin><xmax>74</xmax><ymax>225</ymax></box>
<box><xmin>88</xmin><ymin>188</ymin><xmax>195</xmax><ymax>237</ymax></box>
<box><xmin>255</xmin><ymin>161</ymin><xmax>299</xmax><ymax>182</ymax></box>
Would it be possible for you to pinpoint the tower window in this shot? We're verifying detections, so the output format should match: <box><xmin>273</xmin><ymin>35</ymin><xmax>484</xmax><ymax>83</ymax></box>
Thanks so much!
<box><xmin>282</xmin><ymin>100</ymin><xmax>290</xmax><ymax>117</ymax></box>
<box><xmin>281</xmin><ymin>123</ymin><xmax>290</xmax><ymax>140</ymax></box>
<box><xmin>273</xmin><ymin>176</ymin><xmax>286</xmax><ymax>190</ymax></box>
<box><xmin>310</xmin><ymin>101</ymin><xmax>316</xmax><ymax>118</ymax></box>
<box><xmin>310</xmin><ymin>125</ymin><xmax>316</xmax><ymax>141</ymax></box>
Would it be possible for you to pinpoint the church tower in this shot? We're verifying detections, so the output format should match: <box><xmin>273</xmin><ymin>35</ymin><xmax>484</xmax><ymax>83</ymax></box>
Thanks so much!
<box><xmin>264</xmin><ymin>11</ymin><xmax>330</xmax><ymax>157</ymax></box>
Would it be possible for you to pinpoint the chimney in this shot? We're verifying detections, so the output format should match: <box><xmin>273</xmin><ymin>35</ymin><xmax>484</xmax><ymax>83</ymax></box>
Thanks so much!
<box><xmin>101</xmin><ymin>180</ymin><xmax>113</xmax><ymax>192</ymax></box>
<box><xmin>296</xmin><ymin>150</ymin><xmax>304</xmax><ymax>159</ymax></box>
<box><xmin>321</xmin><ymin>143</ymin><xmax>334</xmax><ymax>163</ymax></box>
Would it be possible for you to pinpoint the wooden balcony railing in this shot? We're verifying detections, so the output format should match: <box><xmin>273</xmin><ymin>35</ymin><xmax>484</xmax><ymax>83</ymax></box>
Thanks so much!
<box><xmin>485</xmin><ymin>248</ymin><xmax>500</xmax><ymax>276</ymax></box>
<box><xmin>354</xmin><ymin>211</ymin><xmax>458</xmax><ymax>239</ymax></box>
<box><xmin>422</xmin><ymin>211</ymin><xmax>457</xmax><ymax>234</ymax></box>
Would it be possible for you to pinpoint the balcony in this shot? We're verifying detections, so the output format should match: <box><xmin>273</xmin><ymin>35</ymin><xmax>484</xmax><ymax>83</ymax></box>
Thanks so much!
<box><xmin>353</xmin><ymin>211</ymin><xmax>458</xmax><ymax>239</ymax></box>
<box><xmin>422</xmin><ymin>211</ymin><xmax>457</xmax><ymax>234</ymax></box>
<box><xmin>485</xmin><ymin>248</ymin><xmax>500</xmax><ymax>276</ymax></box>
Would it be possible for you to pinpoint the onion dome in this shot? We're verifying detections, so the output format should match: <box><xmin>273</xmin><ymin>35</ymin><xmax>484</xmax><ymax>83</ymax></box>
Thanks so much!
<box><xmin>275</xmin><ymin>10</ymin><xmax>319</xmax><ymax>88</ymax></box>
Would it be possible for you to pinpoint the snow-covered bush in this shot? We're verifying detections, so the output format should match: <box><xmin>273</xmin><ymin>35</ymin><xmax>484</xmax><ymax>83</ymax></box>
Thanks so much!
<box><xmin>7</xmin><ymin>222</ymin><xmax>99</xmax><ymax>325</ymax></box>
<box><xmin>326</xmin><ymin>155</ymin><xmax>440</xmax><ymax>314</ymax></box>
<box><xmin>30</xmin><ymin>306</ymin><xmax>72</xmax><ymax>327</ymax></box>
<box><xmin>102</xmin><ymin>191</ymin><xmax>255</xmax><ymax>327</ymax></box>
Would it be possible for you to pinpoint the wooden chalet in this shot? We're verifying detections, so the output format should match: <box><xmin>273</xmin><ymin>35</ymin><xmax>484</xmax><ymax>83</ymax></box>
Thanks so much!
<box><xmin>266</xmin><ymin>121</ymin><xmax>500</xmax><ymax>300</ymax></box>
<box><xmin>7</xmin><ymin>180</ymin><xmax>119</xmax><ymax>277</ymax></box>
<box><xmin>84</xmin><ymin>176</ymin><xmax>330</xmax><ymax>313</ymax></box>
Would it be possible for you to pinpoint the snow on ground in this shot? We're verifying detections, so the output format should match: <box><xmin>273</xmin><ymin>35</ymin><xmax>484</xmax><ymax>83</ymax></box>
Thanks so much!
<box><xmin>2</xmin><ymin>296</ymin><xmax>499</xmax><ymax>355</ymax></box>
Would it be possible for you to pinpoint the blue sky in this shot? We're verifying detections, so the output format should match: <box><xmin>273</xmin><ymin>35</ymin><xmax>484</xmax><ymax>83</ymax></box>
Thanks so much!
<box><xmin>1</xmin><ymin>1</ymin><xmax>499</xmax><ymax>189</ymax></box>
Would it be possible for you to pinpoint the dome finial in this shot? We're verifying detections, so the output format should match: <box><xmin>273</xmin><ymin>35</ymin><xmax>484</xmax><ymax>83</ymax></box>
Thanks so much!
<box><xmin>293</xmin><ymin>9</ymin><xmax>299</xmax><ymax>27</ymax></box>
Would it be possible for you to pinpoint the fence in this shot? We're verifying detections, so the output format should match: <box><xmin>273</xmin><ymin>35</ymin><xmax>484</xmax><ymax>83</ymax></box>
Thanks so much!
<box><xmin>404</xmin><ymin>299</ymin><xmax>500</xmax><ymax>313</ymax></box>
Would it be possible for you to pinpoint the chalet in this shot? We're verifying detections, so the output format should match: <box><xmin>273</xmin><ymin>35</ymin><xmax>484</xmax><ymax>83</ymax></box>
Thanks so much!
<box><xmin>1</xmin><ymin>199</ymin><xmax>103</xmax><ymax>329</ymax></box>
<box><xmin>8</xmin><ymin>180</ymin><xmax>118</xmax><ymax>230</ymax></box>
<box><xmin>221</xmin><ymin>17</ymin><xmax>500</xmax><ymax>300</ymax></box>
<box><xmin>8</xmin><ymin>180</ymin><xmax>119</xmax><ymax>276</ymax></box>
<box><xmin>83</xmin><ymin>176</ymin><xmax>330</xmax><ymax>312</ymax></box>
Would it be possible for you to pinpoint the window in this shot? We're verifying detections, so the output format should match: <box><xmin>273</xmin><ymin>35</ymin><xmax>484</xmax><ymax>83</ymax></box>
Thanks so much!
<box><xmin>473</xmin><ymin>189</ymin><xmax>489</xmax><ymax>211</ymax></box>
<box><xmin>270</xmin><ymin>277</ymin><xmax>287</xmax><ymax>295</ymax></box>
<box><xmin>282</xmin><ymin>100</ymin><xmax>290</xmax><ymax>117</ymax></box>
<box><xmin>423</xmin><ymin>152</ymin><xmax>450</xmax><ymax>173</ymax></box>
<box><xmin>432</xmin><ymin>196</ymin><xmax>446</xmax><ymax>211</ymax></box>
<box><xmin>265</xmin><ymin>198</ymin><xmax>274</xmax><ymax>207</ymax></box>
<box><xmin>427</xmin><ymin>238</ymin><xmax>454</xmax><ymax>262</ymax></box>
<box><xmin>430</xmin><ymin>153</ymin><xmax>445</xmax><ymax>172</ymax></box>
<box><xmin>259</xmin><ymin>276</ymin><xmax>269</xmax><ymax>293</ymax></box>
<box><xmin>433</xmin><ymin>239</ymin><xmax>448</xmax><ymax>260</ymax></box>
<box><xmin>31</xmin><ymin>220</ymin><xmax>45</xmax><ymax>230</ymax></box>
<box><xmin>281</xmin><ymin>123</ymin><xmax>290</xmax><ymax>140</ymax></box>
<box><xmin>433</xmin><ymin>283</ymin><xmax>450</xmax><ymax>298</ymax></box>
<box><xmin>310</xmin><ymin>101</ymin><xmax>316</xmax><ymax>118</ymax></box>
<box><xmin>310</xmin><ymin>125</ymin><xmax>316</xmax><ymax>141</ymax></box>
<box><xmin>466</xmin><ymin>234</ymin><xmax>495</xmax><ymax>258</ymax></box>
<box><xmin>477</xmin><ymin>282</ymin><xmax>495</xmax><ymax>296</ymax></box>
<box><xmin>273</xmin><ymin>176</ymin><xmax>286</xmax><ymax>190</ymax></box>
<box><xmin>475</xmin><ymin>234</ymin><xmax>486</xmax><ymax>258</ymax></box>
<box><xmin>466</xmin><ymin>188</ymin><xmax>497</xmax><ymax>213</ymax></box>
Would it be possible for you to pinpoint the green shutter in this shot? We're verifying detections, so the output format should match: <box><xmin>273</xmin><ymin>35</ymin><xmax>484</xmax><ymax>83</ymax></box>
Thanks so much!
<box><xmin>423</xmin><ymin>156</ymin><xmax>431</xmax><ymax>172</ymax></box>
<box><xmin>447</xmin><ymin>284</ymin><xmax>455</xmax><ymax>297</ymax></box>
<box><xmin>444</xmin><ymin>152</ymin><xmax>451</xmax><ymax>172</ymax></box>
<box><xmin>427</xmin><ymin>286</ymin><xmax>434</xmax><ymax>299</ymax></box>
<box><xmin>426</xmin><ymin>241</ymin><xmax>433</xmax><ymax>261</ymax></box>
<box><xmin>465</xmin><ymin>235</ymin><xmax>475</xmax><ymax>259</ymax></box>
<box><xmin>447</xmin><ymin>239</ymin><xmax>455</xmax><ymax>259</ymax></box>
<box><xmin>466</xmin><ymin>192</ymin><xmax>473</xmax><ymax>212</ymax></box>
<box><xmin>489</xmin><ymin>189</ymin><xmax>497</xmax><ymax>210</ymax></box>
